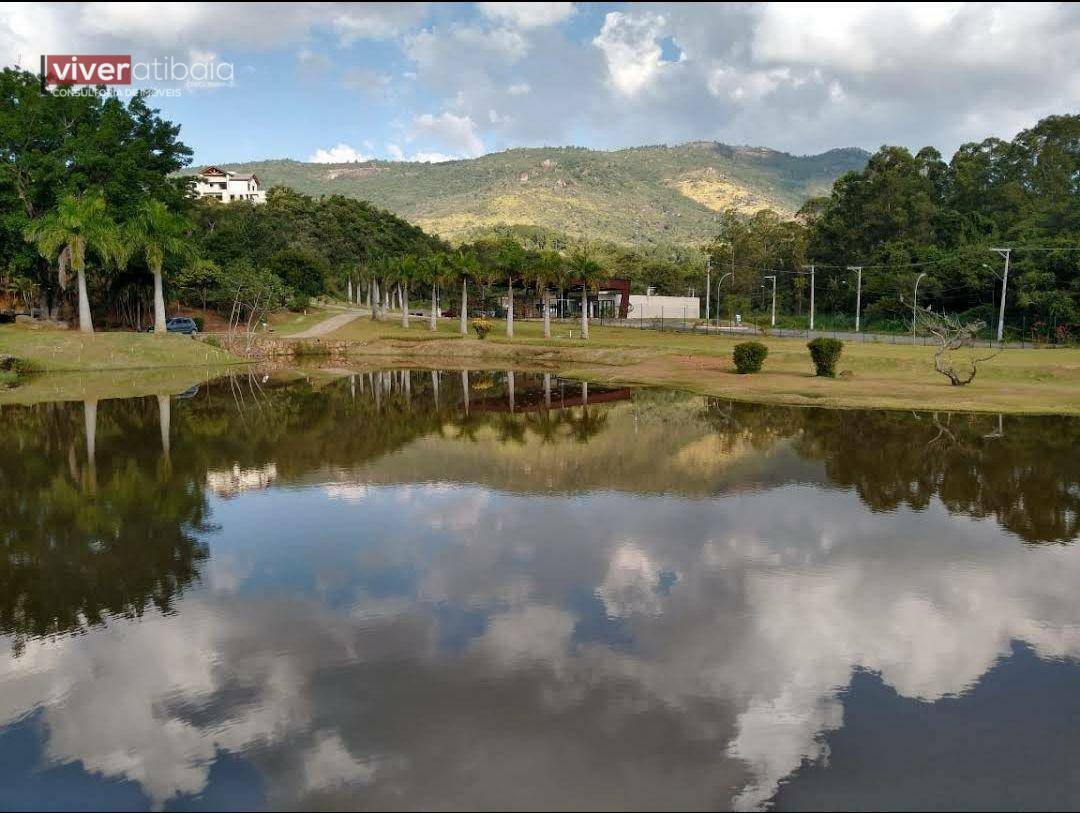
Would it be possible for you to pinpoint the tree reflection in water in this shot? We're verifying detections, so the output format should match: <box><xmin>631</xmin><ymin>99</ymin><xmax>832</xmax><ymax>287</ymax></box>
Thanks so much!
<box><xmin>1</xmin><ymin>369</ymin><xmax>1079</xmax><ymax>810</ymax></box>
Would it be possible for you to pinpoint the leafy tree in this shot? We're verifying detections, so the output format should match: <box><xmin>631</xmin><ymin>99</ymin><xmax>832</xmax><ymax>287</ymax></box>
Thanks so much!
<box><xmin>270</xmin><ymin>246</ymin><xmax>326</xmax><ymax>298</ymax></box>
<box><xmin>566</xmin><ymin>249</ymin><xmax>605</xmax><ymax>340</ymax></box>
<box><xmin>126</xmin><ymin>200</ymin><xmax>194</xmax><ymax>332</ymax></box>
<box><xmin>525</xmin><ymin>250</ymin><xmax>564</xmax><ymax>338</ymax></box>
<box><xmin>24</xmin><ymin>191</ymin><xmax>121</xmax><ymax>333</ymax></box>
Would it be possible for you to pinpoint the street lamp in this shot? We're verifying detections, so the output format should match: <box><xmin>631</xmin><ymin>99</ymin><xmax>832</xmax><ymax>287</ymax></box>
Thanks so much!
<box><xmin>763</xmin><ymin>274</ymin><xmax>777</xmax><ymax>326</ymax></box>
<box><xmin>716</xmin><ymin>272</ymin><xmax>732</xmax><ymax>329</ymax></box>
<box><xmin>913</xmin><ymin>272</ymin><xmax>927</xmax><ymax>343</ymax></box>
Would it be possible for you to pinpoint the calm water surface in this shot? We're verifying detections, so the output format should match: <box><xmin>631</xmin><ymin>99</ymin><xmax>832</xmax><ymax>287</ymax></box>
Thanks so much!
<box><xmin>2</xmin><ymin>369</ymin><xmax>1079</xmax><ymax>811</ymax></box>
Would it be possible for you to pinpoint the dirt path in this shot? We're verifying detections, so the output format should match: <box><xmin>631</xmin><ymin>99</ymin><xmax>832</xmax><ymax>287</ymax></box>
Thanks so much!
<box><xmin>291</xmin><ymin>309</ymin><xmax>366</xmax><ymax>339</ymax></box>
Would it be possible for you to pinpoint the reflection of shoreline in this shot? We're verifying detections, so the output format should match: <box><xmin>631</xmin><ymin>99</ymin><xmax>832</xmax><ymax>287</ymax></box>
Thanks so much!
<box><xmin>206</xmin><ymin>463</ymin><xmax>278</xmax><ymax>497</ymax></box>
<box><xmin>469</xmin><ymin>385</ymin><xmax>633</xmax><ymax>414</ymax></box>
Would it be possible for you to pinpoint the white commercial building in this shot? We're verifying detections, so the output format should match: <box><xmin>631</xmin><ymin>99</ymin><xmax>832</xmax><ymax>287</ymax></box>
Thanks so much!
<box><xmin>627</xmin><ymin>293</ymin><xmax>700</xmax><ymax>320</ymax></box>
<box><xmin>192</xmin><ymin>166</ymin><xmax>267</xmax><ymax>204</ymax></box>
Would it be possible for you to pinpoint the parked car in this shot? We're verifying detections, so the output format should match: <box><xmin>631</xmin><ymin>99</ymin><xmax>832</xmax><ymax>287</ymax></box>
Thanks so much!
<box><xmin>144</xmin><ymin>317</ymin><xmax>199</xmax><ymax>335</ymax></box>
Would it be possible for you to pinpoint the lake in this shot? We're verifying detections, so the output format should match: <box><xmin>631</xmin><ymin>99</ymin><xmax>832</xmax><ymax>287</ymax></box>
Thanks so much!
<box><xmin>2</xmin><ymin>368</ymin><xmax>1079</xmax><ymax>811</ymax></box>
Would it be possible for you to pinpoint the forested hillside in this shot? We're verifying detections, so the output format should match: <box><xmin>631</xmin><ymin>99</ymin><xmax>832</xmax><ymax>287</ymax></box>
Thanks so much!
<box><xmin>190</xmin><ymin>143</ymin><xmax>868</xmax><ymax>246</ymax></box>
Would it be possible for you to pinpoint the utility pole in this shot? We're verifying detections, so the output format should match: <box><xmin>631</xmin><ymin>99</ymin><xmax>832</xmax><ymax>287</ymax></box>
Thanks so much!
<box><xmin>763</xmin><ymin>275</ymin><xmax>777</xmax><ymax>327</ymax></box>
<box><xmin>847</xmin><ymin>266</ymin><xmax>863</xmax><ymax>332</ymax></box>
<box><xmin>705</xmin><ymin>255</ymin><xmax>711</xmax><ymax>327</ymax></box>
<box><xmin>803</xmin><ymin>264</ymin><xmax>815</xmax><ymax>331</ymax></box>
<box><xmin>913</xmin><ymin>272</ymin><xmax>927</xmax><ymax>343</ymax></box>
<box><xmin>991</xmin><ymin>247</ymin><xmax>1011</xmax><ymax>343</ymax></box>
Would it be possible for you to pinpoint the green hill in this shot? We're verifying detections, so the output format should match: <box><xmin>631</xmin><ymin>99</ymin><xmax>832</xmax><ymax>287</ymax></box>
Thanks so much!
<box><xmin>195</xmin><ymin>143</ymin><xmax>867</xmax><ymax>246</ymax></box>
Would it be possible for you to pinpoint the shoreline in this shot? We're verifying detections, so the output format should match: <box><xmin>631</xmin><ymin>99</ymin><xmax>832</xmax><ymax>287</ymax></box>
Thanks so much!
<box><xmin>3</xmin><ymin>322</ymin><xmax>1079</xmax><ymax>415</ymax></box>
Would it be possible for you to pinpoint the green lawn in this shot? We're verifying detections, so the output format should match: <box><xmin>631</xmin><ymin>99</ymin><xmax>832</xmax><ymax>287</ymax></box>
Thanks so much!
<box><xmin>0</xmin><ymin>325</ymin><xmax>240</xmax><ymax>372</ymax></box>
<box><xmin>323</xmin><ymin>314</ymin><xmax>1080</xmax><ymax>415</ymax></box>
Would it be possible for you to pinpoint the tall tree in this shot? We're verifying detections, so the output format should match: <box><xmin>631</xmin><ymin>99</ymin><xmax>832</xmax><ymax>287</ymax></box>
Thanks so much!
<box><xmin>526</xmin><ymin>250</ymin><xmax>564</xmax><ymax>339</ymax></box>
<box><xmin>449</xmin><ymin>249</ymin><xmax>479</xmax><ymax>336</ymax></box>
<box><xmin>495</xmin><ymin>240</ymin><xmax>526</xmax><ymax>338</ymax></box>
<box><xmin>24</xmin><ymin>191</ymin><xmax>120</xmax><ymax>333</ymax></box>
<box><xmin>419</xmin><ymin>253</ymin><xmax>446</xmax><ymax>331</ymax></box>
<box><xmin>566</xmin><ymin>249</ymin><xmax>605</xmax><ymax>340</ymax></box>
<box><xmin>126</xmin><ymin>200</ymin><xmax>193</xmax><ymax>332</ymax></box>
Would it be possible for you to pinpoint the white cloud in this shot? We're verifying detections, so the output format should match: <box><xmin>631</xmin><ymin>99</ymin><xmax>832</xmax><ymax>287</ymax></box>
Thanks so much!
<box><xmin>507</xmin><ymin>81</ymin><xmax>531</xmax><ymax>96</ymax></box>
<box><xmin>593</xmin><ymin>11</ymin><xmax>671</xmax><ymax>96</ymax></box>
<box><xmin>411</xmin><ymin>111</ymin><xmax>485</xmax><ymax>157</ymax></box>
<box><xmin>308</xmin><ymin>143</ymin><xmax>372</xmax><ymax>163</ymax></box>
<box><xmin>476</xmin><ymin>2</ymin><xmax>575</xmax><ymax>29</ymax></box>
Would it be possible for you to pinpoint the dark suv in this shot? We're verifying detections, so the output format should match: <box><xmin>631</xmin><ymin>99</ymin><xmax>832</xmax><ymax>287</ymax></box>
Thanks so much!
<box><xmin>146</xmin><ymin>317</ymin><xmax>198</xmax><ymax>334</ymax></box>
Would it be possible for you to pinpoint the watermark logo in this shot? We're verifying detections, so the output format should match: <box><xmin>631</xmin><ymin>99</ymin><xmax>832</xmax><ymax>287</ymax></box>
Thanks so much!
<box><xmin>40</xmin><ymin>54</ymin><xmax>234</xmax><ymax>96</ymax></box>
<box><xmin>42</xmin><ymin>55</ymin><xmax>131</xmax><ymax>86</ymax></box>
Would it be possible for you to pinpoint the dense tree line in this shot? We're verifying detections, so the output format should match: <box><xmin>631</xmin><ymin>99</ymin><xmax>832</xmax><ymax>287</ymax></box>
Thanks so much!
<box><xmin>706</xmin><ymin>115</ymin><xmax>1080</xmax><ymax>339</ymax></box>
<box><xmin>3</xmin><ymin>65</ymin><xmax>1076</xmax><ymax>342</ymax></box>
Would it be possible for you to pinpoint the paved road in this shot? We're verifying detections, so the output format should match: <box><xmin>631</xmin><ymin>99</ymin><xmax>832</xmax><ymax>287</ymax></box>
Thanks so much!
<box><xmin>291</xmin><ymin>309</ymin><xmax>366</xmax><ymax>339</ymax></box>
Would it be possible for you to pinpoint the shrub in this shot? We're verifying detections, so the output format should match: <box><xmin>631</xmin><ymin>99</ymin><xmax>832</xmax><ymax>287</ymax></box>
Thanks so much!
<box><xmin>807</xmin><ymin>337</ymin><xmax>844</xmax><ymax>377</ymax></box>
<box><xmin>733</xmin><ymin>341</ymin><xmax>768</xmax><ymax>374</ymax></box>
<box><xmin>293</xmin><ymin>340</ymin><xmax>331</xmax><ymax>357</ymax></box>
<box><xmin>191</xmin><ymin>315</ymin><xmax>205</xmax><ymax>332</ymax></box>
<box><xmin>288</xmin><ymin>292</ymin><xmax>311</xmax><ymax>312</ymax></box>
<box><xmin>471</xmin><ymin>317</ymin><xmax>493</xmax><ymax>339</ymax></box>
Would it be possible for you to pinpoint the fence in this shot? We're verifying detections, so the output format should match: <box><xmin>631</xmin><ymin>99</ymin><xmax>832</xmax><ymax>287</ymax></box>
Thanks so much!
<box><xmin>601</xmin><ymin>316</ymin><xmax>1077</xmax><ymax>350</ymax></box>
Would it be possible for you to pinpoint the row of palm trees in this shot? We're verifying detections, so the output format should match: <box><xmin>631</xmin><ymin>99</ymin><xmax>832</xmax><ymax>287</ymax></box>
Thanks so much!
<box><xmin>23</xmin><ymin>190</ymin><xmax>190</xmax><ymax>334</ymax></box>
<box><xmin>353</xmin><ymin>245</ymin><xmax>607</xmax><ymax>340</ymax></box>
<box><xmin>22</xmin><ymin>188</ymin><xmax>609</xmax><ymax>340</ymax></box>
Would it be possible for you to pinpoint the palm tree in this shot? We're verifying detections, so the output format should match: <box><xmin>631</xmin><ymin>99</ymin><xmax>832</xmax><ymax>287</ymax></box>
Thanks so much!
<box><xmin>24</xmin><ymin>190</ymin><xmax>121</xmax><ymax>334</ymax></box>
<box><xmin>126</xmin><ymin>200</ymin><xmax>193</xmax><ymax>333</ymax></box>
<box><xmin>396</xmin><ymin>254</ymin><xmax>418</xmax><ymax>329</ymax></box>
<box><xmin>528</xmin><ymin>250</ymin><xmax>563</xmax><ymax>339</ymax></box>
<box><xmin>566</xmin><ymin>249</ymin><xmax>605</xmax><ymax>340</ymax></box>
<box><xmin>449</xmin><ymin>249</ymin><xmax>479</xmax><ymax>336</ymax></box>
<box><xmin>370</xmin><ymin>255</ymin><xmax>392</xmax><ymax>320</ymax></box>
<box><xmin>496</xmin><ymin>241</ymin><xmax>525</xmax><ymax>338</ymax></box>
<box><xmin>419</xmin><ymin>253</ymin><xmax>446</xmax><ymax>331</ymax></box>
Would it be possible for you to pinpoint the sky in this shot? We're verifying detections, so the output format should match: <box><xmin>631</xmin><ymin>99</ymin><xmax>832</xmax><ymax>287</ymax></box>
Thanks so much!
<box><xmin>3</xmin><ymin>2</ymin><xmax>1079</xmax><ymax>165</ymax></box>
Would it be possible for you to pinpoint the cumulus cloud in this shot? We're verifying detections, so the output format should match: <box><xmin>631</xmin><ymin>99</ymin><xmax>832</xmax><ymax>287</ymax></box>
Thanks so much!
<box><xmin>0</xmin><ymin>2</ymin><xmax>430</xmax><ymax>68</ymax></box>
<box><xmin>3</xmin><ymin>3</ymin><xmax>1080</xmax><ymax>205</ymax></box>
<box><xmin>411</xmin><ymin>111</ymin><xmax>485</xmax><ymax>157</ymax></box>
<box><xmin>308</xmin><ymin>143</ymin><xmax>372</xmax><ymax>163</ymax></box>
<box><xmin>593</xmin><ymin>10</ymin><xmax>672</xmax><ymax>96</ymax></box>
<box><xmin>476</xmin><ymin>2</ymin><xmax>576</xmax><ymax>30</ymax></box>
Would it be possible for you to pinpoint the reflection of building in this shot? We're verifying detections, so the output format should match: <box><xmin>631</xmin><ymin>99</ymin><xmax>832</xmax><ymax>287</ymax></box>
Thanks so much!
<box><xmin>206</xmin><ymin>463</ymin><xmax>278</xmax><ymax>496</ymax></box>
<box><xmin>192</xmin><ymin>166</ymin><xmax>266</xmax><ymax>204</ymax></box>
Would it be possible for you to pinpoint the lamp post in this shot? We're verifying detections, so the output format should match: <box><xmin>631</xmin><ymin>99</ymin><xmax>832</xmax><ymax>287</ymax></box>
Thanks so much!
<box><xmin>990</xmin><ymin>248</ymin><xmax>1011</xmax><ymax>343</ymax></box>
<box><xmin>913</xmin><ymin>272</ymin><xmax>927</xmax><ymax>343</ymax></box>
<box><xmin>763</xmin><ymin>275</ymin><xmax>777</xmax><ymax>326</ymax></box>
<box><xmin>705</xmin><ymin>255</ymin><xmax>711</xmax><ymax>327</ymax></box>
<box><xmin>803</xmin><ymin>264</ymin><xmax>815</xmax><ymax>331</ymax></box>
<box><xmin>846</xmin><ymin>266</ymin><xmax>863</xmax><ymax>333</ymax></box>
<box><xmin>713</xmin><ymin>271</ymin><xmax>733</xmax><ymax>330</ymax></box>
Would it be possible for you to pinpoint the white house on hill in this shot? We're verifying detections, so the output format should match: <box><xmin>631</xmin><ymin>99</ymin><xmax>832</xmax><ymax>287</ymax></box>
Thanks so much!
<box><xmin>192</xmin><ymin>167</ymin><xmax>266</xmax><ymax>204</ymax></box>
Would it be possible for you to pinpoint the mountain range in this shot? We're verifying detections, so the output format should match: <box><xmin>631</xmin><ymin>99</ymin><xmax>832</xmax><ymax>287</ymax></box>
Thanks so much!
<box><xmin>195</xmin><ymin>143</ymin><xmax>869</xmax><ymax>246</ymax></box>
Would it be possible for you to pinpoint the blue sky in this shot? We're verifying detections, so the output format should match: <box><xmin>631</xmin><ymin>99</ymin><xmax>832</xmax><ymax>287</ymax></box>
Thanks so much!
<box><xmin>4</xmin><ymin>2</ymin><xmax>1080</xmax><ymax>165</ymax></box>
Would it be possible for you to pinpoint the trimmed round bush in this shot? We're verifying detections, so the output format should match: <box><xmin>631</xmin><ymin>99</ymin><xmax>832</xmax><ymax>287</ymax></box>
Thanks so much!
<box><xmin>471</xmin><ymin>317</ymin><xmax>493</xmax><ymax>339</ymax></box>
<box><xmin>733</xmin><ymin>341</ymin><xmax>768</xmax><ymax>374</ymax></box>
<box><xmin>807</xmin><ymin>337</ymin><xmax>844</xmax><ymax>377</ymax></box>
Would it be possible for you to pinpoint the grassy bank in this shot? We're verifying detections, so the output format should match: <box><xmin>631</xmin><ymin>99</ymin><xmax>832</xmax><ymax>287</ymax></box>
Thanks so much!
<box><xmin>0</xmin><ymin>325</ymin><xmax>244</xmax><ymax>403</ymax></box>
<box><xmin>322</xmin><ymin>315</ymin><xmax>1080</xmax><ymax>415</ymax></box>
<box><xmin>0</xmin><ymin>325</ymin><xmax>241</xmax><ymax>372</ymax></box>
